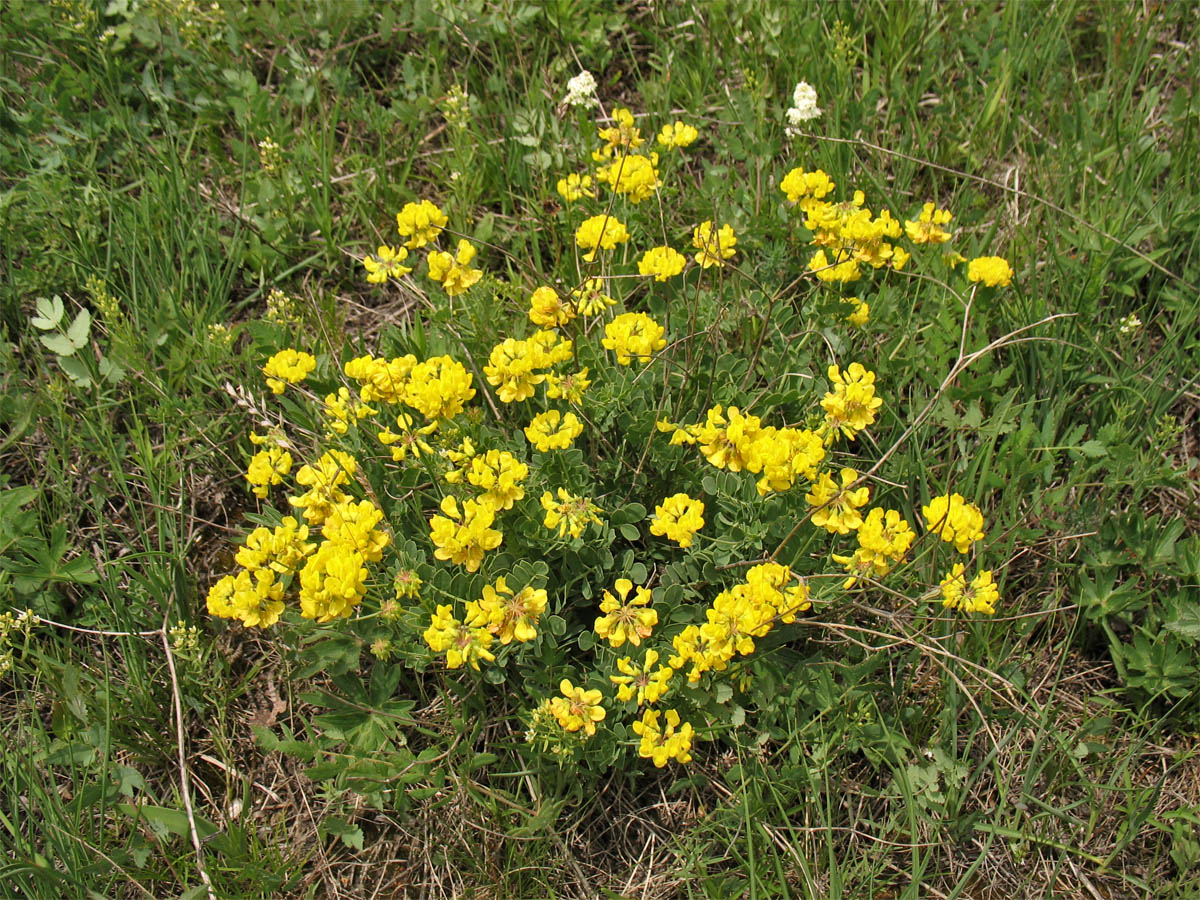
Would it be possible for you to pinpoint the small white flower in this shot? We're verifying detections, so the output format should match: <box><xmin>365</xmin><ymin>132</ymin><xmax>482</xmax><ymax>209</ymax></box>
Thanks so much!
<box><xmin>785</xmin><ymin>80</ymin><xmax>822</xmax><ymax>135</ymax></box>
<box><xmin>564</xmin><ymin>70</ymin><xmax>599</xmax><ymax>108</ymax></box>
<box><xmin>1118</xmin><ymin>313</ymin><xmax>1142</xmax><ymax>334</ymax></box>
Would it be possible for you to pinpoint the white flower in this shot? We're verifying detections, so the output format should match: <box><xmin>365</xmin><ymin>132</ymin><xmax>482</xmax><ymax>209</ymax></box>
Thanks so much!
<box><xmin>1118</xmin><ymin>313</ymin><xmax>1142</xmax><ymax>334</ymax></box>
<box><xmin>564</xmin><ymin>70</ymin><xmax>599</xmax><ymax>108</ymax></box>
<box><xmin>785</xmin><ymin>80</ymin><xmax>822</xmax><ymax>135</ymax></box>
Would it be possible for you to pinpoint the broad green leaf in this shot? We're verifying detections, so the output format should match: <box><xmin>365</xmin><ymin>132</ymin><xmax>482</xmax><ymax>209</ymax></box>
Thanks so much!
<box><xmin>40</xmin><ymin>333</ymin><xmax>78</xmax><ymax>356</ymax></box>
<box><xmin>31</xmin><ymin>295</ymin><xmax>64</xmax><ymax>329</ymax></box>
<box><xmin>66</xmin><ymin>308</ymin><xmax>92</xmax><ymax>348</ymax></box>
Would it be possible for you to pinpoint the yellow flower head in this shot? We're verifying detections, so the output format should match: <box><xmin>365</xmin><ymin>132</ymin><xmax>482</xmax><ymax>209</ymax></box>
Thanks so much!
<box><xmin>805</xmin><ymin>467</ymin><xmax>871</xmax><ymax>534</ymax></box>
<box><xmin>262</xmin><ymin>348</ymin><xmax>316</xmax><ymax>394</ymax></box>
<box><xmin>525</xmin><ymin>409</ymin><xmax>584</xmax><ymax>452</ymax></box>
<box><xmin>571</xmin><ymin>278</ymin><xmax>616</xmax><ymax>316</ymax></box>
<box><xmin>403</xmin><ymin>355</ymin><xmax>475</xmax><ymax>420</ymax></box>
<box><xmin>610</xmin><ymin>649</ymin><xmax>674</xmax><ymax>705</ymax></box>
<box><xmin>395</xmin><ymin>200</ymin><xmax>448</xmax><ymax>249</ymax></box>
<box><xmin>596</xmin><ymin>152</ymin><xmax>661</xmax><ymax>203</ymax></box>
<box><xmin>426</xmin><ymin>239</ymin><xmax>483</xmax><ymax>297</ymax></box>
<box><xmin>780</xmin><ymin>166</ymin><xmax>836</xmax><ymax>206</ymax></box>
<box><xmin>476</xmin><ymin>575</ymin><xmax>548</xmax><ymax>644</ymax></box>
<box><xmin>429</xmin><ymin>495</ymin><xmax>503</xmax><ymax>572</ymax></box>
<box><xmin>575</xmin><ymin>214</ymin><xmax>630</xmax><ymax>262</ymax></box>
<box><xmin>939</xmin><ymin>564</ymin><xmax>999</xmax><ymax>615</ymax></box>
<box><xmin>967</xmin><ymin>255</ymin><xmax>1014</xmax><ymax>287</ymax></box>
<box><xmin>528</xmin><ymin>285</ymin><xmax>575</xmax><ymax>328</ymax></box>
<box><xmin>362</xmin><ymin>244</ymin><xmax>413</xmax><ymax>283</ymax></box>
<box><xmin>632</xmin><ymin>708</ymin><xmax>694</xmax><ymax>767</ymax></box>
<box><xmin>904</xmin><ymin>202</ymin><xmax>954</xmax><ymax>244</ymax></box>
<box><xmin>594</xmin><ymin>578</ymin><xmax>657</xmax><ymax>648</ymax></box>
<box><xmin>922</xmin><ymin>493</ymin><xmax>985</xmax><ymax>553</ymax></box>
<box><xmin>821</xmin><ymin>362</ymin><xmax>883</xmax><ymax>441</ymax></box>
<box><xmin>692</xmin><ymin>221</ymin><xmax>737</xmax><ymax>268</ymax></box>
<box><xmin>637</xmin><ymin>245</ymin><xmax>687</xmax><ymax>281</ymax></box>
<box><xmin>602</xmin><ymin>312</ymin><xmax>667</xmax><ymax>365</ymax></box>
<box><xmin>548</xmin><ymin>679</ymin><xmax>606</xmax><ymax>736</ymax></box>
<box><xmin>649</xmin><ymin>493</ymin><xmax>705</xmax><ymax>548</ymax></box>
<box><xmin>541</xmin><ymin>488</ymin><xmax>603</xmax><ymax>539</ymax></box>
<box><xmin>657</xmin><ymin>121</ymin><xmax>699</xmax><ymax>149</ymax></box>
<box><xmin>556</xmin><ymin>172</ymin><xmax>596</xmax><ymax>202</ymax></box>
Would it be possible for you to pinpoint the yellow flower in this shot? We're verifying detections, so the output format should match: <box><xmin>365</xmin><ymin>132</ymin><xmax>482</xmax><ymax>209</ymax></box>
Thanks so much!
<box><xmin>939</xmin><ymin>565</ymin><xmax>999</xmax><ymax>615</ymax></box>
<box><xmin>528</xmin><ymin>285</ymin><xmax>575</xmax><ymax>328</ymax></box>
<box><xmin>403</xmin><ymin>355</ymin><xmax>475</xmax><ymax>420</ymax></box>
<box><xmin>321</xmin><ymin>498</ymin><xmax>390</xmax><ymax>563</ymax></box>
<box><xmin>541</xmin><ymin>488</ymin><xmax>603</xmax><ymax>539</ymax></box>
<box><xmin>632</xmin><ymin>708</ymin><xmax>694</xmax><ymax>767</ymax></box>
<box><xmin>602</xmin><ymin>312</ymin><xmax>667</xmax><ymax>365</ymax></box>
<box><xmin>904</xmin><ymin>202</ymin><xmax>953</xmax><ymax>244</ymax></box>
<box><xmin>809</xmin><ymin>248</ymin><xmax>861</xmax><ymax>283</ymax></box>
<box><xmin>475</xmin><ymin>575</ymin><xmax>547</xmax><ymax>644</ymax></box>
<box><xmin>525</xmin><ymin>409</ymin><xmax>583</xmax><ymax>452</ymax></box>
<box><xmin>594</xmin><ymin>578</ymin><xmax>657</xmax><ymax>648</ymax></box>
<box><xmin>395</xmin><ymin>200</ymin><xmax>448</xmax><ymax>249</ymax></box>
<box><xmin>484</xmin><ymin>331</ymin><xmax>573</xmax><ymax>403</ymax></box>
<box><xmin>821</xmin><ymin>362</ymin><xmax>883</xmax><ymax>441</ymax></box>
<box><xmin>556</xmin><ymin>172</ymin><xmax>596</xmax><ymax>202</ymax></box>
<box><xmin>843</xmin><ymin>297</ymin><xmax>869</xmax><ymax>328</ymax></box>
<box><xmin>298</xmin><ymin>540</ymin><xmax>368</xmax><ymax>622</ymax></box>
<box><xmin>429</xmin><ymin>495</ymin><xmax>503</xmax><ymax>572</ymax></box>
<box><xmin>637</xmin><ymin>245</ymin><xmax>687</xmax><ymax>281</ymax></box>
<box><xmin>289</xmin><ymin>450</ymin><xmax>357</xmax><ymax>525</ymax></box>
<box><xmin>571</xmin><ymin>278</ymin><xmax>616</xmax><ymax>316</ymax></box>
<box><xmin>544</xmin><ymin>368</ymin><xmax>591</xmax><ymax>404</ymax></box>
<box><xmin>780</xmin><ymin>166</ymin><xmax>836</xmax><ymax>205</ymax></box>
<box><xmin>548</xmin><ymin>679</ymin><xmax>606</xmax><ymax>737</ymax></box>
<box><xmin>322</xmin><ymin>387</ymin><xmax>376</xmax><ymax>437</ymax></box>
<box><xmin>575</xmin><ymin>214</ymin><xmax>630</xmax><ymax>262</ymax></box>
<box><xmin>594</xmin><ymin>107</ymin><xmax>643</xmax><ymax>158</ymax></box>
<box><xmin>805</xmin><ymin>467</ymin><xmax>871</xmax><ymax>534</ymax></box>
<box><xmin>343</xmin><ymin>354</ymin><xmax>416</xmax><ymax>405</ymax></box>
<box><xmin>423</xmin><ymin>604</ymin><xmax>496</xmax><ymax>670</ymax></box>
<box><xmin>362</xmin><ymin>244</ymin><xmax>413</xmax><ymax>283</ymax></box>
<box><xmin>596</xmin><ymin>152</ymin><xmax>661</xmax><ymax>203</ymax></box>
<box><xmin>657</xmin><ymin>121</ymin><xmax>699</xmax><ymax>148</ymax></box>
<box><xmin>649</xmin><ymin>493</ymin><xmax>705</xmax><ymax>548</ymax></box>
<box><xmin>610</xmin><ymin>649</ymin><xmax>674</xmax><ymax>705</ymax></box>
<box><xmin>262</xmin><ymin>349</ymin><xmax>316</xmax><ymax>394</ymax></box>
<box><xmin>426</xmin><ymin>239</ymin><xmax>483</xmax><ymax>297</ymax></box>
<box><xmin>691</xmin><ymin>221</ymin><xmax>737</xmax><ymax>268</ymax></box>
<box><xmin>967</xmin><ymin>256</ymin><xmax>1014</xmax><ymax>287</ymax></box>
<box><xmin>377</xmin><ymin>412</ymin><xmax>438</xmax><ymax>461</ymax></box>
<box><xmin>466</xmin><ymin>449</ymin><xmax>528</xmax><ymax>510</ymax></box>
<box><xmin>245</xmin><ymin>445</ymin><xmax>292</xmax><ymax>499</ymax></box>
<box><xmin>922</xmin><ymin>493</ymin><xmax>985</xmax><ymax>553</ymax></box>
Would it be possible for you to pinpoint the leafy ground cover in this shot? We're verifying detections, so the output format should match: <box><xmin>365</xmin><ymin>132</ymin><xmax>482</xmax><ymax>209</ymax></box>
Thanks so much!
<box><xmin>2</xmin><ymin>1</ymin><xmax>1199</xmax><ymax>898</ymax></box>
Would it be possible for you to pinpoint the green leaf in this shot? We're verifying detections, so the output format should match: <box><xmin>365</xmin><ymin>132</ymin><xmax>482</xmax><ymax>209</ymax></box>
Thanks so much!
<box><xmin>66</xmin><ymin>309</ymin><xmax>91</xmax><ymax>348</ymax></box>
<box><xmin>1079</xmin><ymin>439</ymin><xmax>1108</xmax><ymax>458</ymax></box>
<box><xmin>1164</xmin><ymin>601</ymin><xmax>1200</xmax><ymax>642</ymax></box>
<box><xmin>619</xmin><ymin>523</ymin><xmax>640</xmax><ymax>541</ymax></box>
<box><xmin>58</xmin><ymin>355</ymin><xmax>93</xmax><ymax>387</ymax></box>
<box><xmin>31</xmin><ymin>295</ymin><xmax>64</xmax><ymax>330</ymax></box>
<box><xmin>40</xmin><ymin>333</ymin><xmax>78</xmax><ymax>356</ymax></box>
<box><xmin>320</xmin><ymin>817</ymin><xmax>364</xmax><ymax>850</ymax></box>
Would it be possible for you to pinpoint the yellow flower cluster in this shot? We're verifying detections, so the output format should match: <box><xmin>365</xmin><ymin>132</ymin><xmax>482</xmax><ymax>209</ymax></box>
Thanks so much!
<box><xmin>427</xmin><ymin>238</ymin><xmax>483</xmax><ymax>297</ymax></box>
<box><xmin>575</xmin><ymin>213</ymin><xmax>630</xmax><ymax>262</ymax></box>
<box><xmin>362</xmin><ymin>245</ymin><xmax>413</xmax><ymax>283</ymax></box>
<box><xmin>289</xmin><ymin>450</ymin><xmax>357</xmax><ymax>525</ymax></box>
<box><xmin>395</xmin><ymin>200</ymin><xmax>448</xmax><ymax>249</ymax></box>
<box><xmin>571</xmin><ymin>278</ymin><xmax>616</xmax><ymax>315</ymax></box>
<box><xmin>594</xmin><ymin>107</ymin><xmax>643</xmax><ymax>158</ymax></box>
<box><xmin>377</xmin><ymin>412</ymin><xmax>437</xmax><ymax>461</ymax></box>
<box><xmin>669</xmin><ymin>562</ymin><xmax>810</xmax><ymax>683</ymax></box>
<box><xmin>779</xmin><ymin>165</ymin><xmax>836</xmax><ymax>207</ymax></box>
<box><xmin>805</xmin><ymin>189</ymin><xmax>908</xmax><ymax>282</ymax></box>
<box><xmin>428</xmin><ymin>495</ymin><xmax>503</xmax><ymax>573</ymax></box>
<box><xmin>484</xmin><ymin>330</ymin><xmax>573</xmax><ymax>403</ymax></box>
<box><xmin>474</xmin><ymin>575</ymin><xmax>548</xmax><ymax>644</ymax></box>
<box><xmin>262</xmin><ymin>348</ymin><xmax>316</xmax><ymax>394</ymax></box>
<box><xmin>464</xmin><ymin>449</ymin><xmax>528</xmax><ymax>511</ymax></box>
<box><xmin>541</xmin><ymin>488</ymin><xmax>603</xmax><ymax>539</ymax></box>
<box><xmin>556</xmin><ymin>172</ymin><xmax>596</xmax><ymax>202</ymax></box>
<box><xmin>967</xmin><ymin>255</ymin><xmax>1014</xmax><ymax>287</ymax></box>
<box><xmin>657</xmin><ymin>121</ymin><xmax>699</xmax><ymax>148</ymax></box>
<box><xmin>939</xmin><ymin>564</ymin><xmax>999</xmax><ymax>615</ymax></box>
<box><xmin>904</xmin><ymin>203</ymin><xmax>953</xmax><ymax>244</ymax></box>
<box><xmin>610</xmin><ymin>649</ymin><xmax>674</xmax><ymax>705</ymax></box>
<box><xmin>322</xmin><ymin>386</ymin><xmax>377</xmax><ymax>437</ymax></box>
<box><xmin>660</xmin><ymin>405</ymin><xmax>826</xmax><ymax>496</ymax></box>
<box><xmin>404</xmin><ymin>355</ymin><xmax>476</xmax><ymax>420</ymax></box>
<box><xmin>632</xmin><ymin>708</ymin><xmax>694</xmax><ymax>767</ymax></box>
<box><xmin>806</xmin><ymin>467</ymin><xmax>871</xmax><ymax>534</ymax></box>
<box><xmin>544</xmin><ymin>368</ymin><xmax>590</xmax><ymax>404</ymax></box>
<box><xmin>525</xmin><ymin>409</ymin><xmax>583</xmax><ymax>452</ymax></box>
<box><xmin>245</xmin><ymin>441</ymin><xmax>292</xmax><ymax>499</ymax></box>
<box><xmin>344</xmin><ymin>353</ymin><xmax>416</xmax><ymax>405</ymax></box>
<box><xmin>821</xmin><ymin>363</ymin><xmax>883</xmax><ymax>442</ymax></box>
<box><xmin>549</xmin><ymin>679</ymin><xmax>606</xmax><ymax>737</ymax></box>
<box><xmin>207</xmin><ymin>516</ymin><xmax>315</xmax><ymax>628</ymax></box>
<box><xmin>528</xmin><ymin>286</ymin><xmax>574</xmax><ymax>328</ymax></box>
<box><xmin>637</xmin><ymin>245</ymin><xmax>686</xmax><ymax>281</ymax></box>
<box><xmin>602</xmin><ymin>312</ymin><xmax>667</xmax><ymax>365</ymax></box>
<box><xmin>596</xmin><ymin>151</ymin><xmax>661</xmax><ymax>203</ymax></box>
<box><xmin>922</xmin><ymin>493</ymin><xmax>985</xmax><ymax>553</ymax></box>
<box><xmin>298</xmin><ymin>498</ymin><xmax>389</xmax><ymax>622</ymax></box>
<box><xmin>594</xmin><ymin>578</ymin><xmax>657</xmax><ymax>648</ymax></box>
<box><xmin>649</xmin><ymin>493</ymin><xmax>705</xmax><ymax>548</ymax></box>
<box><xmin>833</xmin><ymin>507</ymin><xmax>916</xmax><ymax>587</ymax></box>
<box><xmin>423</xmin><ymin>603</ymin><xmax>495</xmax><ymax>670</ymax></box>
<box><xmin>692</xmin><ymin>221</ymin><xmax>737</xmax><ymax>268</ymax></box>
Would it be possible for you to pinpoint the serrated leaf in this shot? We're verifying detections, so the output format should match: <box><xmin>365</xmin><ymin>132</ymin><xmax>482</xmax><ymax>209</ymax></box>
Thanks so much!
<box><xmin>66</xmin><ymin>309</ymin><xmax>92</xmax><ymax>348</ymax></box>
<box><xmin>31</xmin><ymin>296</ymin><xmax>64</xmax><ymax>329</ymax></box>
<box><xmin>1079</xmin><ymin>440</ymin><xmax>1108</xmax><ymax>458</ymax></box>
<box><xmin>1164</xmin><ymin>603</ymin><xmax>1200</xmax><ymax>642</ymax></box>
<box><xmin>58</xmin><ymin>355</ymin><xmax>93</xmax><ymax>387</ymax></box>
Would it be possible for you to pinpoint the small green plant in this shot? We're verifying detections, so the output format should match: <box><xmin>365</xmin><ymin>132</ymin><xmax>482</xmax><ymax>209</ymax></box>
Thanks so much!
<box><xmin>29</xmin><ymin>295</ymin><xmax>121</xmax><ymax>389</ymax></box>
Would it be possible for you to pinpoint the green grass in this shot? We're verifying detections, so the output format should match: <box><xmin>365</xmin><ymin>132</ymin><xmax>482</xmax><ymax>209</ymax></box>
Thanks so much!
<box><xmin>2</xmin><ymin>0</ymin><xmax>1199</xmax><ymax>897</ymax></box>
